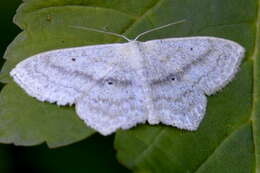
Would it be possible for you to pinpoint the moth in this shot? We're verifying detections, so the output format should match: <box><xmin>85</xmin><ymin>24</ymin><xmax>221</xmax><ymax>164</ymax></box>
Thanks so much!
<box><xmin>10</xmin><ymin>20</ymin><xmax>245</xmax><ymax>135</ymax></box>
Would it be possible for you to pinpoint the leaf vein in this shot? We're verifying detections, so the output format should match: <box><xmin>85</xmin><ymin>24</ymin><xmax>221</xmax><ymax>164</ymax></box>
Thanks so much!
<box><xmin>118</xmin><ymin>0</ymin><xmax>163</xmax><ymax>38</ymax></box>
<box><xmin>193</xmin><ymin>123</ymin><xmax>251</xmax><ymax>173</ymax></box>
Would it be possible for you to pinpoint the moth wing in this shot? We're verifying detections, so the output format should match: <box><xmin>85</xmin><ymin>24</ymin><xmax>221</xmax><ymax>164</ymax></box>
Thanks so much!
<box><xmin>75</xmin><ymin>67</ymin><xmax>147</xmax><ymax>135</ymax></box>
<box><xmin>143</xmin><ymin>37</ymin><xmax>245</xmax><ymax>95</ymax></box>
<box><xmin>150</xmin><ymin>81</ymin><xmax>207</xmax><ymax>130</ymax></box>
<box><xmin>141</xmin><ymin>37</ymin><xmax>244</xmax><ymax>130</ymax></box>
<box><xmin>10</xmin><ymin>43</ymin><xmax>124</xmax><ymax>105</ymax></box>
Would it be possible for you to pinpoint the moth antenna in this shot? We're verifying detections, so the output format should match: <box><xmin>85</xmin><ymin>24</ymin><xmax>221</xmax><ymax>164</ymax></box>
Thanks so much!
<box><xmin>69</xmin><ymin>25</ymin><xmax>132</xmax><ymax>42</ymax></box>
<box><xmin>134</xmin><ymin>19</ymin><xmax>186</xmax><ymax>41</ymax></box>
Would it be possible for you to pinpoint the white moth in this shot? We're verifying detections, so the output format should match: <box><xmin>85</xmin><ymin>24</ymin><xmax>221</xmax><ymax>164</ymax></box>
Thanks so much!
<box><xmin>10</xmin><ymin>21</ymin><xmax>245</xmax><ymax>135</ymax></box>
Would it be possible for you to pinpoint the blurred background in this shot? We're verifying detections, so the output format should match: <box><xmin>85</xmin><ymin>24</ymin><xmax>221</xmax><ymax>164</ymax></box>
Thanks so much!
<box><xmin>0</xmin><ymin>1</ymin><xmax>130</xmax><ymax>173</ymax></box>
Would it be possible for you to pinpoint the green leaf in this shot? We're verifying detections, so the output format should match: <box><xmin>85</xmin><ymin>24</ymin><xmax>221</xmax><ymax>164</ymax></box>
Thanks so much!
<box><xmin>0</xmin><ymin>0</ymin><xmax>259</xmax><ymax>172</ymax></box>
<box><xmin>0</xmin><ymin>82</ymin><xmax>94</xmax><ymax>147</ymax></box>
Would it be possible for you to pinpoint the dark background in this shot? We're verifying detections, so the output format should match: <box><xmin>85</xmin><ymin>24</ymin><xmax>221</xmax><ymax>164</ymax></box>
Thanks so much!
<box><xmin>0</xmin><ymin>1</ymin><xmax>130</xmax><ymax>173</ymax></box>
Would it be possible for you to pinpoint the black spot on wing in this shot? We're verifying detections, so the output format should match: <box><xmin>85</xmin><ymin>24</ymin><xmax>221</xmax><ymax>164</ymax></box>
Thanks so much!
<box><xmin>150</xmin><ymin>72</ymin><xmax>183</xmax><ymax>86</ymax></box>
<box><xmin>98</xmin><ymin>77</ymin><xmax>132</xmax><ymax>87</ymax></box>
